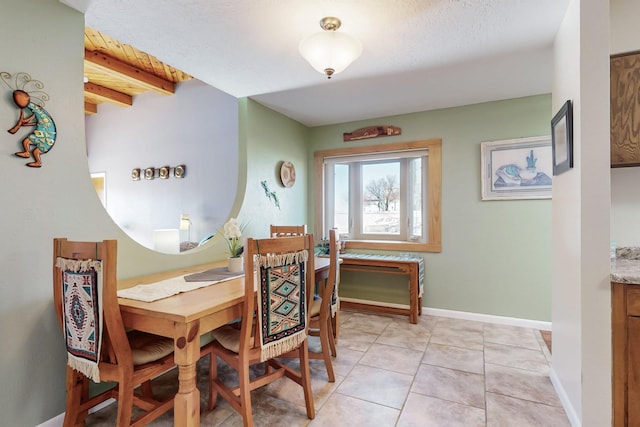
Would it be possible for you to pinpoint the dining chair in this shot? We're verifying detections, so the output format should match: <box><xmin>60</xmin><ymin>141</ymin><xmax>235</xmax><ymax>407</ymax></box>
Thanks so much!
<box><xmin>53</xmin><ymin>238</ymin><xmax>176</xmax><ymax>427</ymax></box>
<box><xmin>270</xmin><ymin>224</ymin><xmax>306</xmax><ymax>237</ymax></box>
<box><xmin>281</xmin><ymin>228</ymin><xmax>340</xmax><ymax>382</ymax></box>
<box><xmin>201</xmin><ymin>234</ymin><xmax>316</xmax><ymax>426</ymax></box>
<box><xmin>309</xmin><ymin>228</ymin><xmax>340</xmax><ymax>381</ymax></box>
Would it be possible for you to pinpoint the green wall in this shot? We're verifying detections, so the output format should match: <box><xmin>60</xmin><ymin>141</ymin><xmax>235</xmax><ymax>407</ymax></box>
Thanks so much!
<box><xmin>309</xmin><ymin>95</ymin><xmax>552</xmax><ymax>321</ymax></box>
<box><xmin>237</xmin><ymin>99</ymin><xmax>311</xmax><ymax>238</ymax></box>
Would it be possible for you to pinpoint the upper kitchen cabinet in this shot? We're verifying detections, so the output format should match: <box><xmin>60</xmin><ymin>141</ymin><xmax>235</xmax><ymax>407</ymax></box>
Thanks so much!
<box><xmin>611</xmin><ymin>51</ymin><xmax>640</xmax><ymax>167</ymax></box>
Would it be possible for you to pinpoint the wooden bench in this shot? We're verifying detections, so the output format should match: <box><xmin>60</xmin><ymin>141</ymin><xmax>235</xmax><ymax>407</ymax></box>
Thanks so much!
<box><xmin>337</xmin><ymin>253</ymin><xmax>424</xmax><ymax>324</ymax></box>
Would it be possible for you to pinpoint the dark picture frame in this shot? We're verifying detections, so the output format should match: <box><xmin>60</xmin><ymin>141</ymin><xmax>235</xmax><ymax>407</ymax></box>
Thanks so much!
<box><xmin>551</xmin><ymin>100</ymin><xmax>573</xmax><ymax>175</ymax></box>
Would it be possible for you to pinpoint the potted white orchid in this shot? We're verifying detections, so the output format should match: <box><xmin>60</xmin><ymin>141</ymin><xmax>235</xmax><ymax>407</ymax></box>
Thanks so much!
<box><xmin>223</xmin><ymin>218</ymin><xmax>245</xmax><ymax>272</ymax></box>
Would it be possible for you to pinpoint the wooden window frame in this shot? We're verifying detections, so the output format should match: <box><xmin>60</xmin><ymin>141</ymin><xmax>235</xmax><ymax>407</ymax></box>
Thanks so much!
<box><xmin>314</xmin><ymin>139</ymin><xmax>442</xmax><ymax>252</ymax></box>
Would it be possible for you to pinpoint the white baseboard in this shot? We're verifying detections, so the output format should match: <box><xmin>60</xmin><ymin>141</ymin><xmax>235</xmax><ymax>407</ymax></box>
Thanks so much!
<box><xmin>36</xmin><ymin>398</ymin><xmax>115</xmax><ymax>427</ymax></box>
<box><xmin>422</xmin><ymin>306</ymin><xmax>552</xmax><ymax>331</ymax></box>
<box><xmin>340</xmin><ymin>298</ymin><xmax>552</xmax><ymax>330</ymax></box>
<box><xmin>36</xmin><ymin>412</ymin><xmax>64</xmax><ymax>427</ymax></box>
<box><xmin>549</xmin><ymin>366</ymin><xmax>581</xmax><ymax>427</ymax></box>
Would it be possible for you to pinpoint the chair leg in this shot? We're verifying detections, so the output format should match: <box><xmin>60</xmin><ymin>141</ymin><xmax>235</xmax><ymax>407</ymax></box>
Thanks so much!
<box><xmin>319</xmin><ymin>320</ymin><xmax>335</xmax><ymax>382</ymax></box>
<box><xmin>238</xmin><ymin>360</ymin><xmax>253</xmax><ymax>427</ymax></box>
<box><xmin>63</xmin><ymin>368</ymin><xmax>87</xmax><ymax>427</ymax></box>
<box><xmin>208</xmin><ymin>353</ymin><xmax>219</xmax><ymax>410</ymax></box>
<box><xmin>298</xmin><ymin>341</ymin><xmax>315</xmax><ymax>419</ymax></box>
<box><xmin>116</xmin><ymin>381</ymin><xmax>134</xmax><ymax>427</ymax></box>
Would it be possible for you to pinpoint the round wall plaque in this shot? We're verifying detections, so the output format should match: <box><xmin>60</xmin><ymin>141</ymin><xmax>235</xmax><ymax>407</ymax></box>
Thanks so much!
<box><xmin>280</xmin><ymin>161</ymin><xmax>296</xmax><ymax>188</ymax></box>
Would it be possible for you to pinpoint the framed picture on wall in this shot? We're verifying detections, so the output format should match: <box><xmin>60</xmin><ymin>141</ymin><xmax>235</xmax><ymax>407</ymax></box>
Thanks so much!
<box><xmin>552</xmin><ymin>100</ymin><xmax>574</xmax><ymax>175</ymax></box>
<box><xmin>481</xmin><ymin>136</ymin><xmax>553</xmax><ymax>200</ymax></box>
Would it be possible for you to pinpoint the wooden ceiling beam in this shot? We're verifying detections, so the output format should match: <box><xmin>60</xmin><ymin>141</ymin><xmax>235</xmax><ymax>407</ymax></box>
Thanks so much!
<box><xmin>84</xmin><ymin>48</ymin><xmax>175</xmax><ymax>96</ymax></box>
<box><xmin>84</xmin><ymin>102</ymin><xmax>98</xmax><ymax>115</ymax></box>
<box><xmin>84</xmin><ymin>82</ymin><xmax>133</xmax><ymax>108</ymax></box>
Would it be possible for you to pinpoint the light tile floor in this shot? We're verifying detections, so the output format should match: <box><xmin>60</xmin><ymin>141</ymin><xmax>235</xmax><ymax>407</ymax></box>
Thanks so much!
<box><xmin>87</xmin><ymin>310</ymin><xmax>570</xmax><ymax>426</ymax></box>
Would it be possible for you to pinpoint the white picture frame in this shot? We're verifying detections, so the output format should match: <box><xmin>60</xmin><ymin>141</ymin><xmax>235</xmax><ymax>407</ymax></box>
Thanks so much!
<box><xmin>480</xmin><ymin>136</ymin><xmax>552</xmax><ymax>201</ymax></box>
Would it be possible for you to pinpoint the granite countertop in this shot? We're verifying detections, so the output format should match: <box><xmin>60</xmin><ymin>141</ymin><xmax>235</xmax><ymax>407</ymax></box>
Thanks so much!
<box><xmin>611</xmin><ymin>247</ymin><xmax>640</xmax><ymax>284</ymax></box>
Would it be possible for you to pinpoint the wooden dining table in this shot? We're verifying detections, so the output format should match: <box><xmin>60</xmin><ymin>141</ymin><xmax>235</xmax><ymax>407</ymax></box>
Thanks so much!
<box><xmin>118</xmin><ymin>256</ymin><xmax>331</xmax><ymax>427</ymax></box>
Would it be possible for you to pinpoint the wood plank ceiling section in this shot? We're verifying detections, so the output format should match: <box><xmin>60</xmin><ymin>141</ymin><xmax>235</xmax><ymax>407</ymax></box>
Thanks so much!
<box><xmin>83</xmin><ymin>27</ymin><xmax>192</xmax><ymax>115</ymax></box>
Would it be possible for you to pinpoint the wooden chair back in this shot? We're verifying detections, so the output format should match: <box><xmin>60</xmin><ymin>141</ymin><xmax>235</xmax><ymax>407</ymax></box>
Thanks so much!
<box><xmin>53</xmin><ymin>239</ymin><xmax>129</xmax><ymax>367</ymax></box>
<box><xmin>270</xmin><ymin>224</ymin><xmax>307</xmax><ymax>237</ymax></box>
<box><xmin>241</xmin><ymin>234</ymin><xmax>315</xmax><ymax>358</ymax></box>
<box><xmin>204</xmin><ymin>234</ymin><xmax>316</xmax><ymax>426</ymax></box>
<box><xmin>53</xmin><ymin>238</ymin><xmax>175</xmax><ymax>426</ymax></box>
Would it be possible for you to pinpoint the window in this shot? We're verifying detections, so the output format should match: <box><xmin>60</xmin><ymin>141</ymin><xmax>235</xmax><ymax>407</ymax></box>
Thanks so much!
<box><xmin>314</xmin><ymin>139</ymin><xmax>442</xmax><ymax>252</ymax></box>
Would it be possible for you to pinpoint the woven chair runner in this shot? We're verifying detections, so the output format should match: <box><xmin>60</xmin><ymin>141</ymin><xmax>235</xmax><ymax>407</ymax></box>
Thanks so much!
<box><xmin>257</xmin><ymin>249</ymin><xmax>309</xmax><ymax>361</ymax></box>
<box><xmin>56</xmin><ymin>257</ymin><xmax>104</xmax><ymax>382</ymax></box>
<box><xmin>339</xmin><ymin>253</ymin><xmax>425</xmax><ymax>298</ymax></box>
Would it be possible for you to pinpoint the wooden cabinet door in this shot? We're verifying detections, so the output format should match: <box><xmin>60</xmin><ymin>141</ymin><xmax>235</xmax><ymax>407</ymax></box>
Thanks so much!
<box><xmin>611</xmin><ymin>52</ymin><xmax>640</xmax><ymax>167</ymax></box>
<box><xmin>628</xmin><ymin>316</ymin><xmax>640</xmax><ymax>425</ymax></box>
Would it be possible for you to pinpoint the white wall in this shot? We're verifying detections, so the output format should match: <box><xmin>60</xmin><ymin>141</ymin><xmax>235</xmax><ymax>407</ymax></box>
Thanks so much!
<box><xmin>551</xmin><ymin>1</ymin><xmax>611</xmax><ymax>426</ymax></box>
<box><xmin>86</xmin><ymin>79</ymin><xmax>239</xmax><ymax>250</ymax></box>
<box><xmin>612</xmin><ymin>168</ymin><xmax>640</xmax><ymax>245</ymax></box>
<box><xmin>610</xmin><ymin>0</ymin><xmax>640</xmax><ymax>54</ymax></box>
<box><xmin>610</xmin><ymin>0</ymin><xmax>640</xmax><ymax>246</ymax></box>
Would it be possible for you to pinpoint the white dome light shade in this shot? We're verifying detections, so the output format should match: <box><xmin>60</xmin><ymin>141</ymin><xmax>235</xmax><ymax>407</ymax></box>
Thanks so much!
<box><xmin>299</xmin><ymin>19</ymin><xmax>362</xmax><ymax>79</ymax></box>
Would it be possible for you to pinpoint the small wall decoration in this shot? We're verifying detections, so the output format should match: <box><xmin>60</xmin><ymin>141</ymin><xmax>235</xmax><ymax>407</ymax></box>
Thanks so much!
<box><xmin>481</xmin><ymin>136</ymin><xmax>553</xmax><ymax>200</ymax></box>
<box><xmin>159</xmin><ymin>166</ymin><xmax>170</xmax><ymax>179</ymax></box>
<box><xmin>144</xmin><ymin>167</ymin><xmax>155</xmax><ymax>180</ymax></box>
<box><xmin>1</xmin><ymin>72</ymin><xmax>57</xmax><ymax>168</ymax></box>
<box><xmin>280</xmin><ymin>161</ymin><xmax>296</xmax><ymax>187</ymax></box>
<box><xmin>133</xmin><ymin>165</ymin><xmax>185</xmax><ymax>180</ymax></box>
<box><xmin>551</xmin><ymin>100</ymin><xmax>573</xmax><ymax>175</ymax></box>
<box><xmin>261</xmin><ymin>180</ymin><xmax>280</xmax><ymax>209</ymax></box>
<box><xmin>343</xmin><ymin>125</ymin><xmax>401</xmax><ymax>142</ymax></box>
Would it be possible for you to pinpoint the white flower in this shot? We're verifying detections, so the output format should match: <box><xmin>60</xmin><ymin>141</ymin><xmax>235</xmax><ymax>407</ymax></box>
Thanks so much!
<box><xmin>223</xmin><ymin>218</ymin><xmax>242</xmax><ymax>239</ymax></box>
<box><xmin>222</xmin><ymin>218</ymin><xmax>246</xmax><ymax>258</ymax></box>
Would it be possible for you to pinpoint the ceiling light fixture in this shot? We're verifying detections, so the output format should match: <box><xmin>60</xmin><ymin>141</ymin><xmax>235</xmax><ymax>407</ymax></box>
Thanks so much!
<box><xmin>299</xmin><ymin>17</ymin><xmax>362</xmax><ymax>79</ymax></box>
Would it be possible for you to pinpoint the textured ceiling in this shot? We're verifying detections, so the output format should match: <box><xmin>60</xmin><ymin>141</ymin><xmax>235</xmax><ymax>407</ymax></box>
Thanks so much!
<box><xmin>63</xmin><ymin>0</ymin><xmax>570</xmax><ymax>126</ymax></box>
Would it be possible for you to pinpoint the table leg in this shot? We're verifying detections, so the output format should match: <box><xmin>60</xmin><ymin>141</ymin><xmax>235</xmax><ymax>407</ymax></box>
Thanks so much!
<box><xmin>409</xmin><ymin>266</ymin><xmax>419</xmax><ymax>324</ymax></box>
<box><xmin>173</xmin><ymin>322</ymin><xmax>201</xmax><ymax>427</ymax></box>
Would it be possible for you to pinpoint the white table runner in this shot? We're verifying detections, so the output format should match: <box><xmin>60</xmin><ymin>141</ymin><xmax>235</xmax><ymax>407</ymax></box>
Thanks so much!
<box><xmin>117</xmin><ymin>272</ymin><xmax>243</xmax><ymax>302</ymax></box>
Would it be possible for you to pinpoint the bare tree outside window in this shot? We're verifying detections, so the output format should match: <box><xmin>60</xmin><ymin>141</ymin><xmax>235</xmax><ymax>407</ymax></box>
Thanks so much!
<box><xmin>365</xmin><ymin>174</ymin><xmax>398</xmax><ymax>212</ymax></box>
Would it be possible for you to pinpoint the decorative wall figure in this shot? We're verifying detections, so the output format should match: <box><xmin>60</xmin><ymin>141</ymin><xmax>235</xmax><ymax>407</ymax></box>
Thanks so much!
<box><xmin>261</xmin><ymin>180</ymin><xmax>280</xmax><ymax>209</ymax></box>
<box><xmin>2</xmin><ymin>72</ymin><xmax>56</xmax><ymax>168</ymax></box>
<box><xmin>343</xmin><ymin>125</ymin><xmax>401</xmax><ymax>142</ymax></box>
